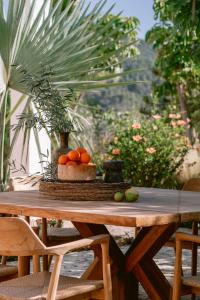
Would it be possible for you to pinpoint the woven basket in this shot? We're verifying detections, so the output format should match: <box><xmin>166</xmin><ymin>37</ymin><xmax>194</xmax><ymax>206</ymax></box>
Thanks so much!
<box><xmin>39</xmin><ymin>180</ymin><xmax>130</xmax><ymax>201</ymax></box>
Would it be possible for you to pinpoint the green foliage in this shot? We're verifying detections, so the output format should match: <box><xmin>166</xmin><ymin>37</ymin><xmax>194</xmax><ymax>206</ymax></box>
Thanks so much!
<box><xmin>146</xmin><ymin>1</ymin><xmax>200</xmax><ymax>139</ymax></box>
<box><xmin>85</xmin><ymin>40</ymin><xmax>156</xmax><ymax>111</ymax></box>
<box><xmin>146</xmin><ymin>24</ymin><xmax>199</xmax><ymax>83</ymax></box>
<box><xmin>94</xmin><ymin>14</ymin><xmax>139</xmax><ymax>71</ymax></box>
<box><xmin>16</xmin><ymin>66</ymin><xmax>85</xmax><ymax>133</ymax></box>
<box><xmin>154</xmin><ymin>0</ymin><xmax>200</xmax><ymax>30</ymax></box>
<box><xmin>93</xmin><ymin>111</ymin><xmax>189</xmax><ymax>188</ymax></box>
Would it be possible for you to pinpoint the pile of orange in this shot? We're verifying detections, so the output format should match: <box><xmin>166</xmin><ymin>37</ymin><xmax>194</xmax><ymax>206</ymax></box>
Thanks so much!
<box><xmin>58</xmin><ymin>147</ymin><xmax>91</xmax><ymax>166</ymax></box>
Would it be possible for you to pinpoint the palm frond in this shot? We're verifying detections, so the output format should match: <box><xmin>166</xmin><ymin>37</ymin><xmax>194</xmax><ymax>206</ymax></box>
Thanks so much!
<box><xmin>0</xmin><ymin>0</ymin><xmax>138</xmax><ymax>95</ymax></box>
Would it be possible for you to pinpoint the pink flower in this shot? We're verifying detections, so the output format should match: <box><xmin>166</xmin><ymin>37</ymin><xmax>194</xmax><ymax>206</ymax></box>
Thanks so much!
<box><xmin>175</xmin><ymin>113</ymin><xmax>181</xmax><ymax>119</ymax></box>
<box><xmin>169</xmin><ymin>113</ymin><xmax>177</xmax><ymax>119</ymax></box>
<box><xmin>112</xmin><ymin>148</ymin><xmax>120</xmax><ymax>155</ymax></box>
<box><xmin>152</xmin><ymin>115</ymin><xmax>161</xmax><ymax>120</ymax></box>
<box><xmin>177</xmin><ymin>120</ymin><xmax>187</xmax><ymax>126</ymax></box>
<box><xmin>132</xmin><ymin>123</ymin><xmax>141</xmax><ymax>129</ymax></box>
<box><xmin>146</xmin><ymin>147</ymin><xmax>156</xmax><ymax>154</ymax></box>
<box><xmin>171</xmin><ymin>121</ymin><xmax>177</xmax><ymax>128</ymax></box>
<box><xmin>132</xmin><ymin>135</ymin><xmax>142</xmax><ymax>142</ymax></box>
<box><xmin>187</xmin><ymin>118</ymin><xmax>191</xmax><ymax>123</ymax></box>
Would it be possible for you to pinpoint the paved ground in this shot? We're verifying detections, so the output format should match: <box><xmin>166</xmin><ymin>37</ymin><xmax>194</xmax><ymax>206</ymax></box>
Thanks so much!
<box><xmin>10</xmin><ymin>221</ymin><xmax>200</xmax><ymax>299</ymax></box>
<box><xmin>59</xmin><ymin>240</ymin><xmax>199</xmax><ymax>299</ymax></box>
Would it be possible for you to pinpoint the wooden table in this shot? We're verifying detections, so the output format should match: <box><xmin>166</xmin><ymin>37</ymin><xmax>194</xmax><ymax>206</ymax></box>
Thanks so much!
<box><xmin>0</xmin><ymin>187</ymin><xmax>200</xmax><ymax>300</ymax></box>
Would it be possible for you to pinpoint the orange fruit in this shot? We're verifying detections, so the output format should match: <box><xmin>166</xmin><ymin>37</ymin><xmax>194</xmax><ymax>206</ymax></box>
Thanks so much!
<box><xmin>66</xmin><ymin>161</ymin><xmax>77</xmax><ymax>166</ymax></box>
<box><xmin>80</xmin><ymin>152</ymin><xmax>91</xmax><ymax>164</ymax></box>
<box><xmin>58</xmin><ymin>154</ymin><xmax>68</xmax><ymax>165</ymax></box>
<box><xmin>76</xmin><ymin>147</ymin><xmax>87</xmax><ymax>155</ymax></box>
<box><xmin>67</xmin><ymin>150</ymin><xmax>80</xmax><ymax>161</ymax></box>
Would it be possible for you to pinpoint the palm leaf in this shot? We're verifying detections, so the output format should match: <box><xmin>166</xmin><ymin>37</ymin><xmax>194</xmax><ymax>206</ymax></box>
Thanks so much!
<box><xmin>0</xmin><ymin>0</ymin><xmax>139</xmax><ymax>94</ymax></box>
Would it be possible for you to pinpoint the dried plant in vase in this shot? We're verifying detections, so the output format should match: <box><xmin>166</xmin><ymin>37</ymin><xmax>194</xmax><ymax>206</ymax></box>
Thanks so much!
<box><xmin>14</xmin><ymin>65</ymin><xmax>88</xmax><ymax>162</ymax></box>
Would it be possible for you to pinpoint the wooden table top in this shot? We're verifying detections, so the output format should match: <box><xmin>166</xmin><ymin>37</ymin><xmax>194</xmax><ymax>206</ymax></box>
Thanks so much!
<box><xmin>0</xmin><ymin>187</ymin><xmax>199</xmax><ymax>227</ymax></box>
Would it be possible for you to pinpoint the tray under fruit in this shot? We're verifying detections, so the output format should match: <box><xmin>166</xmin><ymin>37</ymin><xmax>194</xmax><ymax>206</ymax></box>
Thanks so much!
<box><xmin>39</xmin><ymin>180</ymin><xmax>130</xmax><ymax>201</ymax></box>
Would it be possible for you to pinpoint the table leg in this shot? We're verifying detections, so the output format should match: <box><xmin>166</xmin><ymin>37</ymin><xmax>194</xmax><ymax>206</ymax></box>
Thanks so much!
<box><xmin>73</xmin><ymin>222</ymin><xmax>138</xmax><ymax>300</ymax></box>
<box><xmin>126</xmin><ymin>223</ymin><xmax>178</xmax><ymax>300</ymax></box>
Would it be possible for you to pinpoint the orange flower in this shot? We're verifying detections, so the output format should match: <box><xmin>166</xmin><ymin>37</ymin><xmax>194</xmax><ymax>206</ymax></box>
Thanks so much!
<box><xmin>171</xmin><ymin>121</ymin><xmax>177</xmax><ymax>128</ymax></box>
<box><xmin>132</xmin><ymin>135</ymin><xmax>142</xmax><ymax>142</ymax></box>
<box><xmin>177</xmin><ymin>120</ymin><xmax>187</xmax><ymax>126</ymax></box>
<box><xmin>152</xmin><ymin>114</ymin><xmax>161</xmax><ymax>120</ymax></box>
<box><xmin>132</xmin><ymin>123</ymin><xmax>141</xmax><ymax>129</ymax></box>
<box><xmin>112</xmin><ymin>148</ymin><xmax>120</xmax><ymax>155</ymax></box>
<box><xmin>146</xmin><ymin>147</ymin><xmax>156</xmax><ymax>154</ymax></box>
<box><xmin>175</xmin><ymin>113</ymin><xmax>181</xmax><ymax>119</ymax></box>
<box><xmin>169</xmin><ymin>113</ymin><xmax>177</xmax><ymax>119</ymax></box>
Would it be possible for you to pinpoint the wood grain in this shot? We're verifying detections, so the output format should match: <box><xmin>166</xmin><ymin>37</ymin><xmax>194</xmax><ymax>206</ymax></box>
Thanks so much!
<box><xmin>0</xmin><ymin>188</ymin><xmax>193</xmax><ymax>227</ymax></box>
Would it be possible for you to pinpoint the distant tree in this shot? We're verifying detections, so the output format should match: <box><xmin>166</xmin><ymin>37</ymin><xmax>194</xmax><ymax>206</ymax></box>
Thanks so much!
<box><xmin>94</xmin><ymin>14</ymin><xmax>139</xmax><ymax>72</ymax></box>
<box><xmin>52</xmin><ymin>0</ymin><xmax>139</xmax><ymax>72</ymax></box>
<box><xmin>145</xmin><ymin>0</ymin><xmax>200</xmax><ymax>140</ymax></box>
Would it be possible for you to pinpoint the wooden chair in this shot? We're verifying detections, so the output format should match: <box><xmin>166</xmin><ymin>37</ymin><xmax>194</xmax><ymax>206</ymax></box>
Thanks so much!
<box><xmin>0</xmin><ymin>217</ymin><xmax>112</xmax><ymax>300</ymax></box>
<box><xmin>9</xmin><ymin>176</ymin><xmax>81</xmax><ymax>269</ymax></box>
<box><xmin>172</xmin><ymin>232</ymin><xmax>200</xmax><ymax>300</ymax></box>
<box><xmin>165</xmin><ymin>178</ymin><xmax>200</xmax><ymax>275</ymax></box>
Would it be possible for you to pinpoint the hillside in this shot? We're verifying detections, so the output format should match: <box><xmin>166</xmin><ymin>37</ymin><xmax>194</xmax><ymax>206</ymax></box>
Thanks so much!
<box><xmin>84</xmin><ymin>40</ymin><xmax>156</xmax><ymax>111</ymax></box>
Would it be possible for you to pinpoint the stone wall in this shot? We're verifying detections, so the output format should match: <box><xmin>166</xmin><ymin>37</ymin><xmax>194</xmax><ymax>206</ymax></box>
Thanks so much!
<box><xmin>178</xmin><ymin>148</ymin><xmax>200</xmax><ymax>183</ymax></box>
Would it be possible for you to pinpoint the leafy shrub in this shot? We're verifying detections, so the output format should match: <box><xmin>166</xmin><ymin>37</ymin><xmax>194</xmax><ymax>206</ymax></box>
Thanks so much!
<box><xmin>105</xmin><ymin>112</ymin><xmax>189</xmax><ymax>188</ymax></box>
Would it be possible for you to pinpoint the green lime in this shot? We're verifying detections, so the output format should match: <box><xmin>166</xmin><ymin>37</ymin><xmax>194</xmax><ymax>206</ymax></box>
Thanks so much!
<box><xmin>114</xmin><ymin>192</ymin><xmax>124</xmax><ymax>202</ymax></box>
<box><xmin>125</xmin><ymin>188</ymin><xmax>139</xmax><ymax>202</ymax></box>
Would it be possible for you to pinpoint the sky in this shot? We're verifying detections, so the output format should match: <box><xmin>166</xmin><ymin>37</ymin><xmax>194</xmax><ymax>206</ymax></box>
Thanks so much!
<box><xmin>87</xmin><ymin>0</ymin><xmax>155</xmax><ymax>39</ymax></box>
<box><xmin>4</xmin><ymin>0</ymin><xmax>155</xmax><ymax>39</ymax></box>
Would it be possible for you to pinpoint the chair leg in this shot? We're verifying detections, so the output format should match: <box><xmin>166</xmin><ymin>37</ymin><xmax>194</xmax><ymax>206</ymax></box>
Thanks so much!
<box><xmin>42</xmin><ymin>218</ymin><xmax>49</xmax><ymax>271</ymax></box>
<box><xmin>172</xmin><ymin>240</ymin><xmax>182</xmax><ymax>300</ymax></box>
<box><xmin>101</xmin><ymin>243</ymin><xmax>112</xmax><ymax>300</ymax></box>
<box><xmin>191</xmin><ymin>222</ymin><xmax>199</xmax><ymax>300</ymax></box>
<box><xmin>33</xmin><ymin>255</ymin><xmax>40</xmax><ymax>273</ymax></box>
<box><xmin>48</xmin><ymin>255</ymin><xmax>53</xmax><ymax>271</ymax></box>
<box><xmin>46</xmin><ymin>255</ymin><xmax>63</xmax><ymax>300</ymax></box>
<box><xmin>173</xmin><ymin>244</ymin><xmax>184</xmax><ymax>276</ymax></box>
<box><xmin>56</xmin><ymin>220</ymin><xmax>62</xmax><ymax>228</ymax></box>
<box><xmin>1</xmin><ymin>256</ymin><xmax>7</xmax><ymax>265</ymax></box>
<box><xmin>191</xmin><ymin>221</ymin><xmax>198</xmax><ymax>276</ymax></box>
<box><xmin>18</xmin><ymin>256</ymin><xmax>30</xmax><ymax>277</ymax></box>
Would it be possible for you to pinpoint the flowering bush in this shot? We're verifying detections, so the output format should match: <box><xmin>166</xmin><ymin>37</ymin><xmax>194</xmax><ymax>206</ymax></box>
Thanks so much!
<box><xmin>107</xmin><ymin>113</ymin><xmax>189</xmax><ymax>188</ymax></box>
